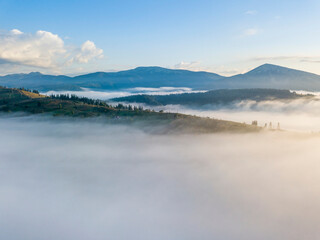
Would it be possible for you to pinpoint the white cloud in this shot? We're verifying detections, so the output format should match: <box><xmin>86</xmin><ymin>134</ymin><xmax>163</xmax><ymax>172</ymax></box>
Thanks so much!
<box><xmin>72</xmin><ymin>40</ymin><xmax>104</xmax><ymax>64</ymax></box>
<box><xmin>10</xmin><ymin>29</ymin><xmax>23</xmax><ymax>35</ymax></box>
<box><xmin>0</xmin><ymin>29</ymin><xmax>65</xmax><ymax>68</ymax></box>
<box><xmin>174</xmin><ymin>61</ymin><xmax>201</xmax><ymax>71</ymax></box>
<box><xmin>0</xmin><ymin>29</ymin><xmax>104</xmax><ymax>72</ymax></box>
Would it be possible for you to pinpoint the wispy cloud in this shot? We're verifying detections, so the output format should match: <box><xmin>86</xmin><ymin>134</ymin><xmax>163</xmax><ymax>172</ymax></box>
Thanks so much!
<box><xmin>173</xmin><ymin>63</ymin><xmax>249</xmax><ymax>76</ymax></box>
<box><xmin>252</xmin><ymin>55</ymin><xmax>320</xmax><ymax>63</ymax></box>
<box><xmin>174</xmin><ymin>61</ymin><xmax>201</xmax><ymax>71</ymax></box>
<box><xmin>245</xmin><ymin>10</ymin><xmax>258</xmax><ymax>15</ymax></box>
<box><xmin>243</xmin><ymin>28</ymin><xmax>260</xmax><ymax>36</ymax></box>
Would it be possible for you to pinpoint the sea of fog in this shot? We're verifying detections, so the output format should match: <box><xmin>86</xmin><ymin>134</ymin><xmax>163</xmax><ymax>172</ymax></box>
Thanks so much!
<box><xmin>44</xmin><ymin>88</ymin><xmax>320</xmax><ymax>132</ymax></box>
<box><xmin>44</xmin><ymin>87</ymin><xmax>206</xmax><ymax>100</ymax></box>
<box><xmin>1</xmin><ymin>116</ymin><xmax>320</xmax><ymax>240</ymax></box>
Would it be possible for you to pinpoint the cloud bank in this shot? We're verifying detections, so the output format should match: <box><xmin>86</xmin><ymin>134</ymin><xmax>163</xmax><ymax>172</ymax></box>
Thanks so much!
<box><xmin>43</xmin><ymin>87</ymin><xmax>206</xmax><ymax>100</ymax></box>
<box><xmin>109</xmin><ymin>92</ymin><xmax>320</xmax><ymax>132</ymax></box>
<box><xmin>1</xmin><ymin>116</ymin><xmax>320</xmax><ymax>240</ymax></box>
<box><xmin>0</xmin><ymin>29</ymin><xmax>103</xmax><ymax>73</ymax></box>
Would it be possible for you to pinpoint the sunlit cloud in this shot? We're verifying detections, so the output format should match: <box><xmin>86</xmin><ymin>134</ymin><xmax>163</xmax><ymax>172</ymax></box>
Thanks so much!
<box><xmin>174</xmin><ymin>61</ymin><xmax>201</xmax><ymax>71</ymax></box>
<box><xmin>10</xmin><ymin>29</ymin><xmax>23</xmax><ymax>35</ymax></box>
<box><xmin>69</xmin><ymin>40</ymin><xmax>104</xmax><ymax>64</ymax></box>
<box><xmin>0</xmin><ymin>30</ymin><xmax>66</xmax><ymax>68</ymax></box>
<box><xmin>0</xmin><ymin>29</ymin><xmax>104</xmax><ymax>72</ymax></box>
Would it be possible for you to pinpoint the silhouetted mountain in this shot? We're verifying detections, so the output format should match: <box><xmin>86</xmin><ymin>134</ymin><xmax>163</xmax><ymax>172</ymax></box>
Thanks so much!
<box><xmin>0</xmin><ymin>67</ymin><xmax>224</xmax><ymax>91</ymax></box>
<box><xmin>73</xmin><ymin>67</ymin><xmax>224</xmax><ymax>90</ymax></box>
<box><xmin>1</xmin><ymin>64</ymin><xmax>320</xmax><ymax>91</ymax></box>
<box><xmin>0</xmin><ymin>72</ymin><xmax>74</xmax><ymax>91</ymax></box>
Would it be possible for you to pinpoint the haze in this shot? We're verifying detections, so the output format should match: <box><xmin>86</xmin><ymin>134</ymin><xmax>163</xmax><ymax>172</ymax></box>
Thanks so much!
<box><xmin>1</xmin><ymin>0</ymin><xmax>320</xmax><ymax>239</ymax></box>
<box><xmin>1</xmin><ymin>116</ymin><xmax>320</xmax><ymax>240</ymax></box>
<box><xmin>44</xmin><ymin>88</ymin><xmax>320</xmax><ymax>132</ymax></box>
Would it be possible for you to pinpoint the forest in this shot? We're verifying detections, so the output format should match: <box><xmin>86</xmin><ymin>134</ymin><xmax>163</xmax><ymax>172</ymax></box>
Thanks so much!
<box><xmin>111</xmin><ymin>88</ymin><xmax>312</xmax><ymax>106</ymax></box>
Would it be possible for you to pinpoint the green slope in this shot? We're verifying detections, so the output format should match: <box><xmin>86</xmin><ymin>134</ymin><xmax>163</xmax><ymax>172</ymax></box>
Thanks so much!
<box><xmin>0</xmin><ymin>86</ymin><xmax>260</xmax><ymax>133</ymax></box>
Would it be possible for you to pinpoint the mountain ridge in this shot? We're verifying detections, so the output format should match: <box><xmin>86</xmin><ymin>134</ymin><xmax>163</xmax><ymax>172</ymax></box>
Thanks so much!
<box><xmin>1</xmin><ymin>64</ymin><xmax>320</xmax><ymax>91</ymax></box>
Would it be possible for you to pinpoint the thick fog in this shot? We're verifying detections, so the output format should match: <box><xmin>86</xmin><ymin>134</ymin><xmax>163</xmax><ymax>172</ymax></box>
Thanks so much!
<box><xmin>1</xmin><ymin>116</ymin><xmax>320</xmax><ymax>240</ymax></box>
<box><xmin>44</xmin><ymin>87</ymin><xmax>206</xmax><ymax>100</ymax></box>
<box><xmin>143</xmin><ymin>98</ymin><xmax>320</xmax><ymax>132</ymax></box>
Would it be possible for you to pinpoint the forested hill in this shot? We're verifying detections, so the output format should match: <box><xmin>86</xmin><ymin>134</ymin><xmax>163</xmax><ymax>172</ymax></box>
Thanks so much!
<box><xmin>111</xmin><ymin>89</ymin><xmax>313</xmax><ymax>106</ymax></box>
<box><xmin>0</xmin><ymin>86</ymin><xmax>260</xmax><ymax>133</ymax></box>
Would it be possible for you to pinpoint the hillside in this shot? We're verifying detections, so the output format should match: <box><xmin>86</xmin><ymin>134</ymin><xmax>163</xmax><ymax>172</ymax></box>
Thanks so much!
<box><xmin>111</xmin><ymin>88</ymin><xmax>312</xmax><ymax>106</ymax></box>
<box><xmin>0</xmin><ymin>86</ymin><xmax>260</xmax><ymax>133</ymax></box>
<box><xmin>2</xmin><ymin>64</ymin><xmax>320</xmax><ymax>91</ymax></box>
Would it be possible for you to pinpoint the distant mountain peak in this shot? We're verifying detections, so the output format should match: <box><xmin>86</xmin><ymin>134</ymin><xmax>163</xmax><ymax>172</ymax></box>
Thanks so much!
<box><xmin>28</xmin><ymin>72</ymin><xmax>43</xmax><ymax>76</ymax></box>
<box><xmin>249</xmin><ymin>63</ymin><xmax>289</xmax><ymax>73</ymax></box>
<box><xmin>248</xmin><ymin>63</ymin><xmax>319</xmax><ymax>76</ymax></box>
<box><xmin>134</xmin><ymin>66</ymin><xmax>166</xmax><ymax>70</ymax></box>
<box><xmin>259</xmin><ymin>63</ymin><xmax>279</xmax><ymax>68</ymax></box>
<box><xmin>130</xmin><ymin>66</ymin><xmax>218</xmax><ymax>75</ymax></box>
<box><xmin>131</xmin><ymin>66</ymin><xmax>177</xmax><ymax>73</ymax></box>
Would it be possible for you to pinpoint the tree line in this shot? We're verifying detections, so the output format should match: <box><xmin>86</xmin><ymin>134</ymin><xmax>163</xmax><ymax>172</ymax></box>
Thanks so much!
<box><xmin>50</xmin><ymin>93</ymin><xmax>150</xmax><ymax>112</ymax></box>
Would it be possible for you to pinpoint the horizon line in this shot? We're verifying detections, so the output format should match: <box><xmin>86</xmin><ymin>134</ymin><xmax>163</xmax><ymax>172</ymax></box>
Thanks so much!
<box><xmin>0</xmin><ymin>63</ymin><xmax>317</xmax><ymax>78</ymax></box>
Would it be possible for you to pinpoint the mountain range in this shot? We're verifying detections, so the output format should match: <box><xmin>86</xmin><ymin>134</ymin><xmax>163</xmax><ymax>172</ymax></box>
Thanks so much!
<box><xmin>1</xmin><ymin>64</ymin><xmax>320</xmax><ymax>91</ymax></box>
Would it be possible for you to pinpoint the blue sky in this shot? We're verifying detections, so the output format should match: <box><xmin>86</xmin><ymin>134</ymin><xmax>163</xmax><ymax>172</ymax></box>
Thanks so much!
<box><xmin>0</xmin><ymin>0</ymin><xmax>320</xmax><ymax>75</ymax></box>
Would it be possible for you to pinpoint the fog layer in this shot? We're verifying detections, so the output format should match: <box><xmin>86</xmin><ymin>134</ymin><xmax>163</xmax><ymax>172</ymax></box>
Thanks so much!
<box><xmin>43</xmin><ymin>87</ymin><xmax>206</xmax><ymax>100</ymax></box>
<box><xmin>143</xmin><ymin>98</ymin><xmax>320</xmax><ymax>132</ymax></box>
<box><xmin>1</xmin><ymin>116</ymin><xmax>320</xmax><ymax>240</ymax></box>
<box><xmin>45</xmin><ymin>88</ymin><xmax>320</xmax><ymax>132</ymax></box>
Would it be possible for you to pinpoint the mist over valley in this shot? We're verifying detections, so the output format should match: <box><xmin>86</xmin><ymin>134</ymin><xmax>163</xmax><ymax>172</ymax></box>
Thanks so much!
<box><xmin>1</xmin><ymin>117</ymin><xmax>320</xmax><ymax>240</ymax></box>
<box><xmin>2</xmin><ymin>1</ymin><xmax>320</xmax><ymax>238</ymax></box>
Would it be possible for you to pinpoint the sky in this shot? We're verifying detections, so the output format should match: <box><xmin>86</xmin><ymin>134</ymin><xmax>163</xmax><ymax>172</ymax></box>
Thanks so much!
<box><xmin>0</xmin><ymin>0</ymin><xmax>320</xmax><ymax>76</ymax></box>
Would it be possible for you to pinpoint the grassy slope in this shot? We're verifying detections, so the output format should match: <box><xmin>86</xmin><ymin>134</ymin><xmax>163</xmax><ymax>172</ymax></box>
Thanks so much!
<box><xmin>0</xmin><ymin>86</ymin><xmax>260</xmax><ymax>133</ymax></box>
